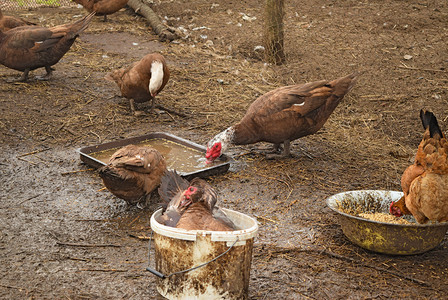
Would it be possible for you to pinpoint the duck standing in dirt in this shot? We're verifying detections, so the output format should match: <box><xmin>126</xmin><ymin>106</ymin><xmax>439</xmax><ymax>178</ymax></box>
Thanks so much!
<box><xmin>105</xmin><ymin>52</ymin><xmax>170</xmax><ymax>116</ymax></box>
<box><xmin>0</xmin><ymin>12</ymin><xmax>95</xmax><ymax>82</ymax></box>
<box><xmin>205</xmin><ymin>73</ymin><xmax>360</xmax><ymax>162</ymax></box>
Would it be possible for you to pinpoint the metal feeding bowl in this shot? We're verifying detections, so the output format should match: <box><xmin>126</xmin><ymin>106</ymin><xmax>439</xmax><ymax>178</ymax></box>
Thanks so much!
<box><xmin>327</xmin><ymin>190</ymin><xmax>448</xmax><ymax>255</ymax></box>
<box><xmin>77</xmin><ymin>132</ymin><xmax>231</xmax><ymax>180</ymax></box>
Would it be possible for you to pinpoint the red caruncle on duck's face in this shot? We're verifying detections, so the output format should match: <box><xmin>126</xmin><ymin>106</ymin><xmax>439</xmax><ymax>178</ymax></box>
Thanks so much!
<box><xmin>205</xmin><ymin>142</ymin><xmax>222</xmax><ymax>164</ymax></box>
<box><xmin>184</xmin><ymin>186</ymin><xmax>198</xmax><ymax>199</ymax></box>
<box><xmin>179</xmin><ymin>186</ymin><xmax>198</xmax><ymax>208</ymax></box>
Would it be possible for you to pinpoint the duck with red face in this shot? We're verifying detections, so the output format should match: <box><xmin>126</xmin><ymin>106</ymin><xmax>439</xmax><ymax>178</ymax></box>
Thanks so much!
<box><xmin>157</xmin><ymin>170</ymin><xmax>190</xmax><ymax>227</ymax></box>
<box><xmin>178</xmin><ymin>185</ymin><xmax>199</xmax><ymax>208</ymax></box>
<box><xmin>205</xmin><ymin>73</ymin><xmax>360</xmax><ymax>163</ymax></box>
<box><xmin>206</xmin><ymin>127</ymin><xmax>233</xmax><ymax>164</ymax></box>
<box><xmin>157</xmin><ymin>171</ymin><xmax>234</xmax><ymax>230</ymax></box>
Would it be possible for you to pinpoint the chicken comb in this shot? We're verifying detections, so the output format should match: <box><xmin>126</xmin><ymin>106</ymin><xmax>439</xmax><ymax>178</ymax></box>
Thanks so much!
<box><xmin>420</xmin><ymin>109</ymin><xmax>443</xmax><ymax>138</ymax></box>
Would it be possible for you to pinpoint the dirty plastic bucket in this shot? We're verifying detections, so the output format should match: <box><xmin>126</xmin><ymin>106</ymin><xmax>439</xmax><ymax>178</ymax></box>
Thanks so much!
<box><xmin>148</xmin><ymin>208</ymin><xmax>258</xmax><ymax>299</ymax></box>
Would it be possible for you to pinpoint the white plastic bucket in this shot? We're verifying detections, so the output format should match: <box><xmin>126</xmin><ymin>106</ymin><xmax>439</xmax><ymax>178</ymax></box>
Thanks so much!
<box><xmin>149</xmin><ymin>208</ymin><xmax>258</xmax><ymax>299</ymax></box>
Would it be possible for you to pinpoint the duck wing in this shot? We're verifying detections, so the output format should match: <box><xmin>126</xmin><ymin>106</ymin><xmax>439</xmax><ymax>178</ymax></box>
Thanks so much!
<box><xmin>212</xmin><ymin>206</ymin><xmax>236</xmax><ymax>230</ymax></box>
<box><xmin>108</xmin><ymin>144</ymin><xmax>164</xmax><ymax>174</ymax></box>
<box><xmin>5</xmin><ymin>27</ymin><xmax>55</xmax><ymax>50</ymax></box>
<box><xmin>99</xmin><ymin>144</ymin><xmax>166</xmax><ymax>204</ymax></box>
<box><xmin>234</xmin><ymin>73</ymin><xmax>359</xmax><ymax>145</ymax></box>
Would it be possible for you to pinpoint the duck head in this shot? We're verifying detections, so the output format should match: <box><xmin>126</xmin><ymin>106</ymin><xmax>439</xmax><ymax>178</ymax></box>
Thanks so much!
<box><xmin>177</xmin><ymin>185</ymin><xmax>200</xmax><ymax>209</ymax></box>
<box><xmin>205</xmin><ymin>127</ymin><xmax>234</xmax><ymax>164</ymax></box>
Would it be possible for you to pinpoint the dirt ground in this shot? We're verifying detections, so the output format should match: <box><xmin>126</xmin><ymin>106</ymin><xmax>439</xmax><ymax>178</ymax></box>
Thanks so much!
<box><xmin>1</xmin><ymin>0</ymin><xmax>448</xmax><ymax>299</ymax></box>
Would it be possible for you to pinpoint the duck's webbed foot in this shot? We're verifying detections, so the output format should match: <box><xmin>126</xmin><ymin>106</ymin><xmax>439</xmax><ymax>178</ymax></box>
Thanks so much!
<box><xmin>136</xmin><ymin>191</ymin><xmax>159</xmax><ymax>209</ymax></box>
<box><xmin>130</xmin><ymin>99</ymin><xmax>146</xmax><ymax>117</ymax></box>
<box><xmin>35</xmin><ymin>66</ymin><xmax>53</xmax><ymax>81</ymax></box>
<box><xmin>7</xmin><ymin>69</ymin><xmax>30</xmax><ymax>83</ymax></box>
<box><xmin>265</xmin><ymin>140</ymin><xmax>291</xmax><ymax>160</ymax></box>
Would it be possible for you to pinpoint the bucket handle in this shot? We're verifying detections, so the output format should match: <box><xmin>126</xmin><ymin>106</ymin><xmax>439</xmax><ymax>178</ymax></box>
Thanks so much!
<box><xmin>146</xmin><ymin>230</ymin><xmax>239</xmax><ymax>279</ymax></box>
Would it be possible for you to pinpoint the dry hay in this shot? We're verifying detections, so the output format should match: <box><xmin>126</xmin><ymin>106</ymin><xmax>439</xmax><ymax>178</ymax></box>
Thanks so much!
<box><xmin>336</xmin><ymin>192</ymin><xmax>384</xmax><ymax>216</ymax></box>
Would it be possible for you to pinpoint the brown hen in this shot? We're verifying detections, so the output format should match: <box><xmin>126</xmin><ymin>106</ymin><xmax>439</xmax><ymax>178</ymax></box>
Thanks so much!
<box><xmin>0</xmin><ymin>12</ymin><xmax>94</xmax><ymax>81</ymax></box>
<box><xmin>390</xmin><ymin>109</ymin><xmax>448</xmax><ymax>224</ymax></box>
<box><xmin>99</xmin><ymin>144</ymin><xmax>166</xmax><ymax>207</ymax></box>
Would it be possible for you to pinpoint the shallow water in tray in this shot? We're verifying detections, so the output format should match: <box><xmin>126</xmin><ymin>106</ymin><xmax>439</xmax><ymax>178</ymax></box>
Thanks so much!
<box><xmin>90</xmin><ymin>138</ymin><xmax>224</xmax><ymax>173</ymax></box>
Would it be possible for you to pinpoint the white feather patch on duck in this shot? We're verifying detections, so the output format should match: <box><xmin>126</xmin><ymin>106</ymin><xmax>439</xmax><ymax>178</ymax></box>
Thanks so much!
<box><xmin>149</xmin><ymin>60</ymin><xmax>164</xmax><ymax>97</ymax></box>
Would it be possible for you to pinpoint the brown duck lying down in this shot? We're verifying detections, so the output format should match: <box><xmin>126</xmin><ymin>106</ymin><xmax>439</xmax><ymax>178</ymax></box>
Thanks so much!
<box><xmin>0</xmin><ymin>9</ymin><xmax>36</xmax><ymax>32</ymax></box>
<box><xmin>99</xmin><ymin>144</ymin><xmax>166</xmax><ymax>207</ymax></box>
<box><xmin>157</xmin><ymin>170</ymin><xmax>235</xmax><ymax>231</ymax></box>
<box><xmin>205</xmin><ymin>72</ymin><xmax>361</xmax><ymax>163</ymax></box>
<box><xmin>105</xmin><ymin>53</ymin><xmax>170</xmax><ymax>116</ymax></box>
<box><xmin>72</xmin><ymin>0</ymin><xmax>130</xmax><ymax>21</ymax></box>
<box><xmin>0</xmin><ymin>12</ymin><xmax>95</xmax><ymax>82</ymax></box>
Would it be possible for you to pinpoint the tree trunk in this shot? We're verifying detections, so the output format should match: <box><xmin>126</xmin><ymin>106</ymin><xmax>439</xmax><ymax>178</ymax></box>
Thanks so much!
<box><xmin>263</xmin><ymin>0</ymin><xmax>285</xmax><ymax>65</ymax></box>
<box><xmin>127</xmin><ymin>0</ymin><xmax>178</xmax><ymax>41</ymax></box>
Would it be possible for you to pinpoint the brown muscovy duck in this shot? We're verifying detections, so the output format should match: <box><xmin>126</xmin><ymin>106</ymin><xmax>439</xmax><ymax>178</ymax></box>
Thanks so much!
<box><xmin>105</xmin><ymin>53</ymin><xmax>170</xmax><ymax>116</ymax></box>
<box><xmin>99</xmin><ymin>144</ymin><xmax>166</xmax><ymax>207</ymax></box>
<box><xmin>157</xmin><ymin>170</ymin><xmax>235</xmax><ymax>231</ymax></box>
<box><xmin>390</xmin><ymin>109</ymin><xmax>448</xmax><ymax>224</ymax></box>
<box><xmin>0</xmin><ymin>9</ymin><xmax>36</xmax><ymax>32</ymax></box>
<box><xmin>72</xmin><ymin>0</ymin><xmax>129</xmax><ymax>21</ymax></box>
<box><xmin>205</xmin><ymin>73</ymin><xmax>361</xmax><ymax>163</ymax></box>
<box><xmin>0</xmin><ymin>12</ymin><xmax>95</xmax><ymax>82</ymax></box>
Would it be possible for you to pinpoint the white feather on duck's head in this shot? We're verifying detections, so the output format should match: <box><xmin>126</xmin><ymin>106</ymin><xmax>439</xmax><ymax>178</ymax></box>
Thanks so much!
<box><xmin>149</xmin><ymin>60</ymin><xmax>164</xmax><ymax>97</ymax></box>
<box><xmin>205</xmin><ymin>127</ymin><xmax>235</xmax><ymax>164</ymax></box>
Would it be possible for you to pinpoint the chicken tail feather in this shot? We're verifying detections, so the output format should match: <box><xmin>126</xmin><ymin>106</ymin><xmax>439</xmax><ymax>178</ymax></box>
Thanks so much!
<box><xmin>420</xmin><ymin>109</ymin><xmax>443</xmax><ymax>138</ymax></box>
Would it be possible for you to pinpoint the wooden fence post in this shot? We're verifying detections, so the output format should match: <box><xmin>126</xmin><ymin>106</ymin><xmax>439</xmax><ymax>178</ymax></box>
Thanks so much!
<box><xmin>263</xmin><ymin>0</ymin><xmax>285</xmax><ymax>65</ymax></box>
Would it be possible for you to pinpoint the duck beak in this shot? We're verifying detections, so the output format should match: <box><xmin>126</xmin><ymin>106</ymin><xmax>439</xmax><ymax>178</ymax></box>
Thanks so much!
<box><xmin>174</xmin><ymin>191</ymin><xmax>192</xmax><ymax>208</ymax></box>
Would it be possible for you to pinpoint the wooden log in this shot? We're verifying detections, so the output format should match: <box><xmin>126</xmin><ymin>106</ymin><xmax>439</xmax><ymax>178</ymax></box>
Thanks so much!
<box><xmin>127</xmin><ymin>0</ymin><xmax>178</xmax><ymax>41</ymax></box>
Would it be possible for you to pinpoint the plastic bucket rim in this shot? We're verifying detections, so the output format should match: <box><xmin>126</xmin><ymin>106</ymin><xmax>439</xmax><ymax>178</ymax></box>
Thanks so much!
<box><xmin>150</xmin><ymin>207</ymin><xmax>259</xmax><ymax>242</ymax></box>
